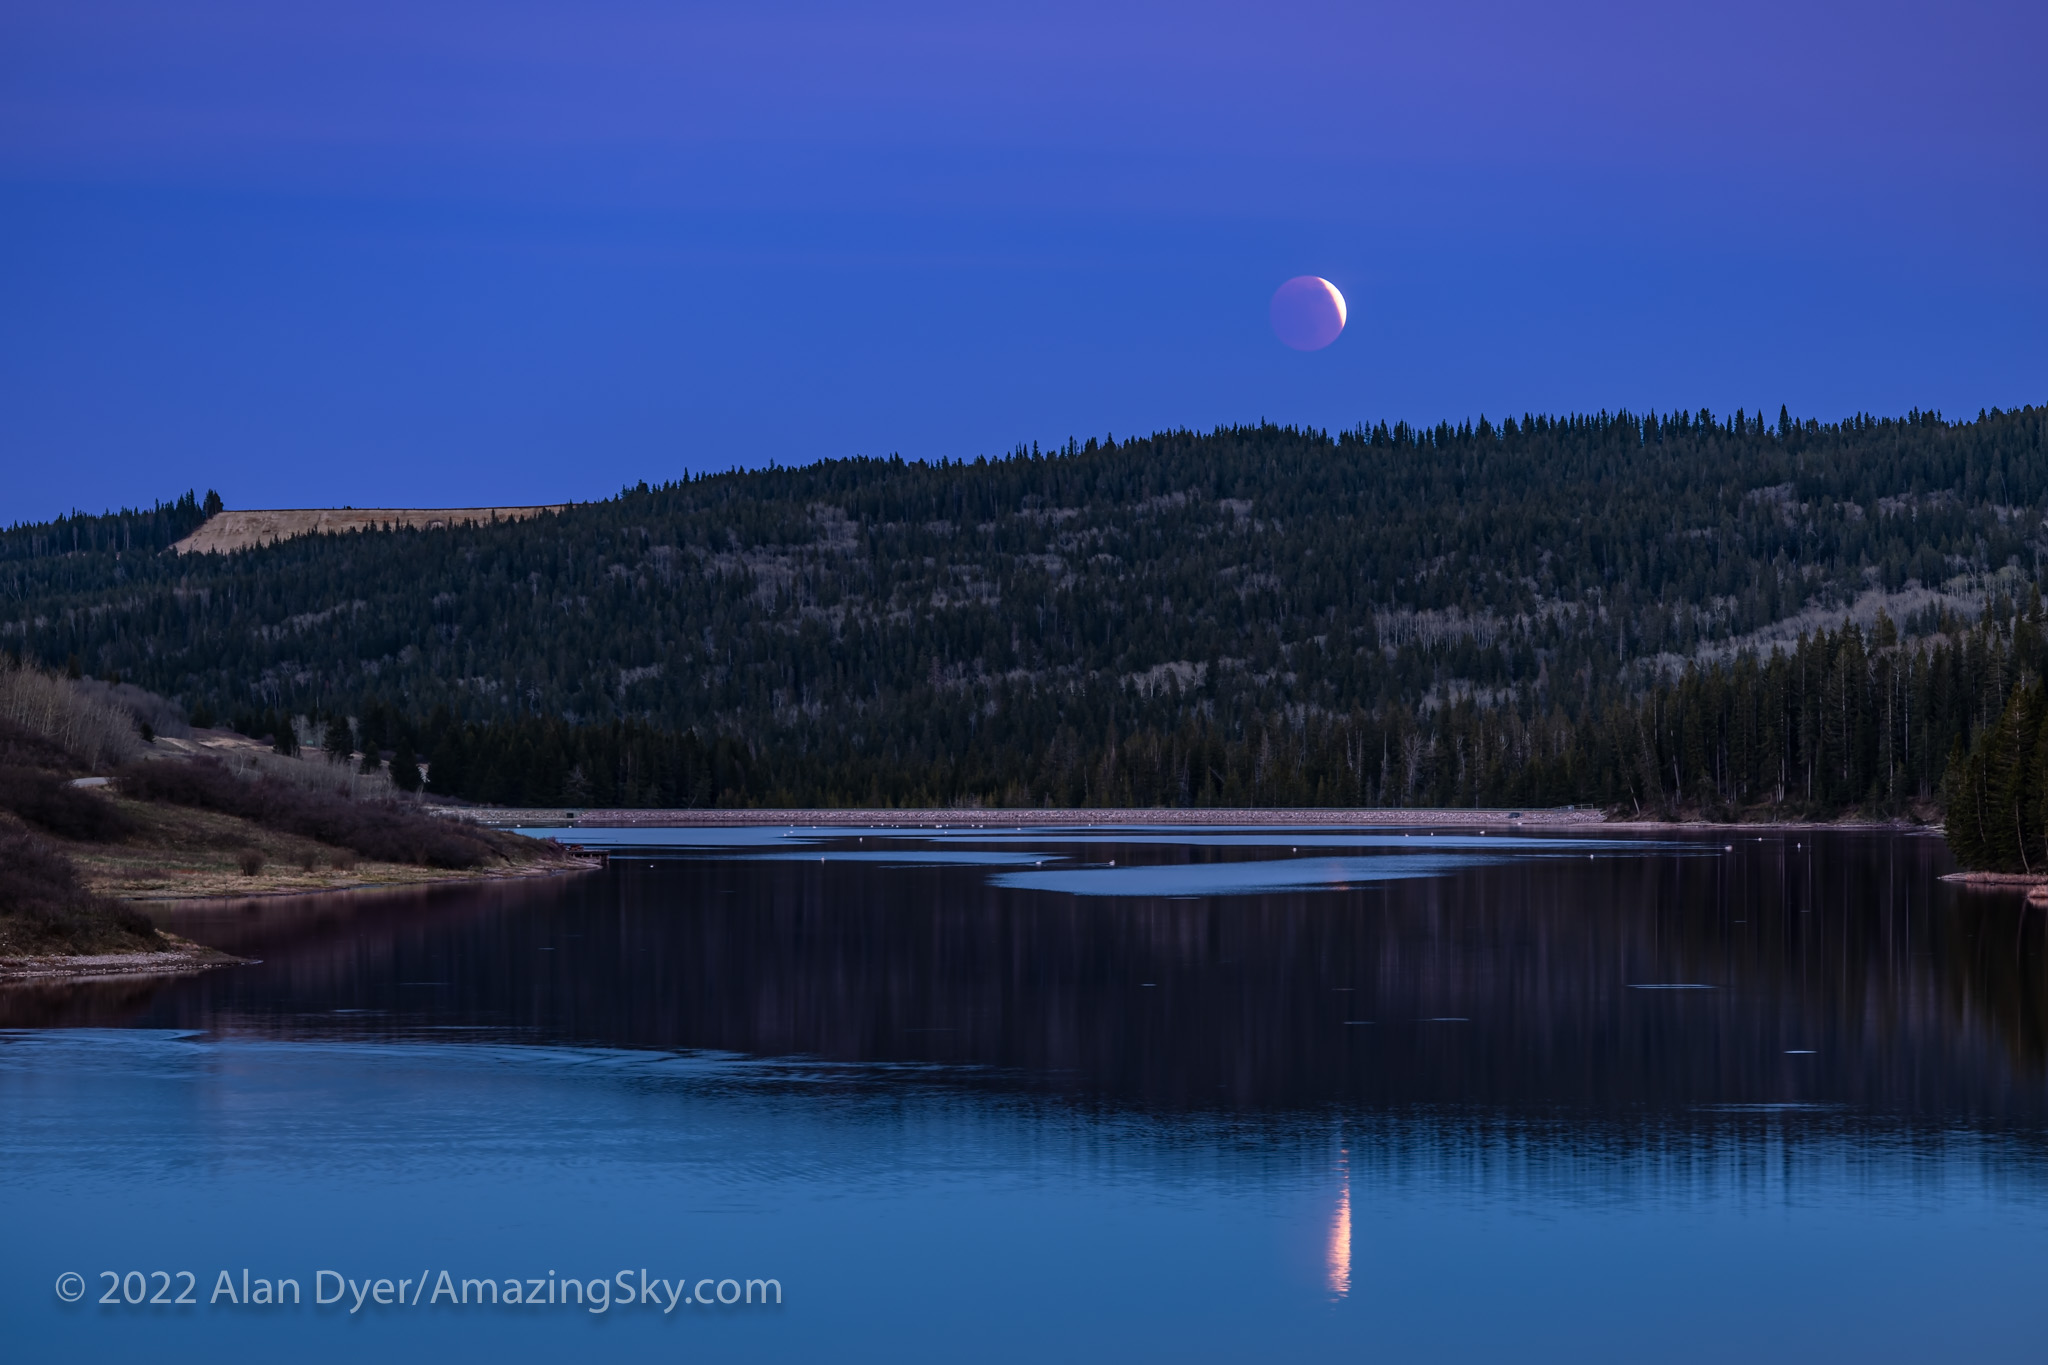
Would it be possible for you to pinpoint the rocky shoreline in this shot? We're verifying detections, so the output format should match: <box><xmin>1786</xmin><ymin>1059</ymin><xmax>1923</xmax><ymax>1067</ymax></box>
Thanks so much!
<box><xmin>0</xmin><ymin>934</ymin><xmax>244</xmax><ymax>984</ymax></box>
<box><xmin>1940</xmin><ymin>870</ymin><xmax>2048</xmax><ymax>897</ymax></box>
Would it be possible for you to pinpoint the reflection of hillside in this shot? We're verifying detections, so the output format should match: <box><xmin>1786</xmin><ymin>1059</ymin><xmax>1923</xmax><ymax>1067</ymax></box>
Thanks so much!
<box><xmin>0</xmin><ymin>973</ymin><xmax>170</xmax><ymax>1028</ymax></box>
<box><xmin>0</xmin><ymin>879</ymin><xmax>559</xmax><ymax>1029</ymax></box>
<box><xmin>15</xmin><ymin>832</ymin><xmax>2033</xmax><ymax>1122</ymax></box>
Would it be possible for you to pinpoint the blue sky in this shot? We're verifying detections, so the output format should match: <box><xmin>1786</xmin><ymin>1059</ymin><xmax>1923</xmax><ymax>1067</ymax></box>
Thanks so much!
<box><xmin>3</xmin><ymin>0</ymin><xmax>2043</xmax><ymax>521</ymax></box>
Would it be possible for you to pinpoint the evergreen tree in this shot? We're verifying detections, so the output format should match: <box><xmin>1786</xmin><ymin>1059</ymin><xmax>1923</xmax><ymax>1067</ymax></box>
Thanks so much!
<box><xmin>322</xmin><ymin>712</ymin><xmax>355</xmax><ymax>764</ymax></box>
<box><xmin>1</xmin><ymin>404</ymin><xmax>2043</xmax><ymax>835</ymax></box>
<box><xmin>391</xmin><ymin>741</ymin><xmax>422</xmax><ymax>793</ymax></box>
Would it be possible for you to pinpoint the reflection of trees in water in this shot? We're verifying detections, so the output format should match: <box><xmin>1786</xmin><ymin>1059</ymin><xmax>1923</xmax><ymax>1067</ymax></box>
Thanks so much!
<box><xmin>0</xmin><ymin>973</ymin><xmax>168</xmax><ymax>1028</ymax></box>
<box><xmin>0</xmin><ymin>879</ymin><xmax>560</xmax><ymax>1030</ymax></box>
<box><xmin>18</xmin><ymin>833</ymin><xmax>2046</xmax><ymax>1126</ymax></box>
<box><xmin>1328</xmin><ymin>1106</ymin><xmax>2048</xmax><ymax>1206</ymax></box>
<box><xmin>1942</xmin><ymin>892</ymin><xmax>2048</xmax><ymax>1077</ymax></box>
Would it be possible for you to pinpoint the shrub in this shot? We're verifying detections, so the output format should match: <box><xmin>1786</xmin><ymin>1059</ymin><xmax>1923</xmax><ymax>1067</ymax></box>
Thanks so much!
<box><xmin>70</xmin><ymin>677</ymin><xmax>190</xmax><ymax>740</ymax></box>
<box><xmin>117</xmin><ymin>757</ymin><xmax>541</xmax><ymax>870</ymax></box>
<box><xmin>0</xmin><ymin>657</ymin><xmax>140</xmax><ymax>770</ymax></box>
<box><xmin>237</xmin><ymin>848</ymin><xmax>266</xmax><ymax>876</ymax></box>
<box><xmin>0</xmin><ymin>765</ymin><xmax>134</xmax><ymax>841</ymax></box>
<box><xmin>0</xmin><ymin>717</ymin><xmax>83</xmax><ymax>773</ymax></box>
<box><xmin>0</xmin><ymin>820</ymin><xmax>159</xmax><ymax>952</ymax></box>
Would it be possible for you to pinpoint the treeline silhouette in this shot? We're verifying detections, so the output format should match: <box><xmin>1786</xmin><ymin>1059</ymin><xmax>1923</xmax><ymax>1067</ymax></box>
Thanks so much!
<box><xmin>397</xmin><ymin>600</ymin><xmax>2035</xmax><ymax>815</ymax></box>
<box><xmin>1943</xmin><ymin>665</ymin><xmax>2048</xmax><ymax>873</ymax></box>
<box><xmin>2</xmin><ymin>406</ymin><xmax>2045</xmax><ymax>827</ymax></box>
<box><xmin>0</xmin><ymin>490</ymin><xmax>217</xmax><ymax>565</ymax></box>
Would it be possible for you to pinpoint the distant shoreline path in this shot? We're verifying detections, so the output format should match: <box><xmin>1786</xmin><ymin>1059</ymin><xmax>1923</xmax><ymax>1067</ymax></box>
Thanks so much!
<box><xmin>442</xmin><ymin>806</ymin><xmax>1936</xmax><ymax>834</ymax></box>
<box><xmin>453</xmin><ymin>806</ymin><xmax>1598</xmax><ymax>829</ymax></box>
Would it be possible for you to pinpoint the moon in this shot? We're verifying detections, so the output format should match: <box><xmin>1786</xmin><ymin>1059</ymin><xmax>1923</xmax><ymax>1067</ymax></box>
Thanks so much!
<box><xmin>1270</xmin><ymin>276</ymin><xmax>1347</xmax><ymax>351</ymax></box>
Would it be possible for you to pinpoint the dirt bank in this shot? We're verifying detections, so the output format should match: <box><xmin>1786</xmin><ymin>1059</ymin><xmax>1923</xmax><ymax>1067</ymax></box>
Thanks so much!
<box><xmin>172</xmin><ymin>505</ymin><xmax>568</xmax><ymax>555</ymax></box>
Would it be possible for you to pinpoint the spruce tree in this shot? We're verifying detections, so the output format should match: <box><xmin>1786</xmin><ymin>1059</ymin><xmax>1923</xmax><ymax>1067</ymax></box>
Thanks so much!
<box><xmin>391</xmin><ymin>741</ymin><xmax>422</xmax><ymax>792</ymax></box>
<box><xmin>322</xmin><ymin>713</ymin><xmax>354</xmax><ymax>764</ymax></box>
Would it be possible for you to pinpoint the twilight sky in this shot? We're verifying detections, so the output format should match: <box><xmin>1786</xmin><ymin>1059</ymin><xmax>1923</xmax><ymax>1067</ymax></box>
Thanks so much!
<box><xmin>3</xmin><ymin>0</ymin><xmax>2043</xmax><ymax>521</ymax></box>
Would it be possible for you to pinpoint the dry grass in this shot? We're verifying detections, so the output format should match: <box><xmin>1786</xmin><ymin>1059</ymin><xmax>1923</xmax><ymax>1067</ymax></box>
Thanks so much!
<box><xmin>0</xmin><ymin>815</ymin><xmax>161</xmax><ymax>956</ymax></box>
<box><xmin>61</xmin><ymin>794</ymin><xmax>571</xmax><ymax>901</ymax></box>
<box><xmin>117</xmin><ymin>755</ymin><xmax>534</xmax><ymax>868</ymax></box>
<box><xmin>0</xmin><ymin>672</ymin><xmax>577</xmax><ymax>931</ymax></box>
<box><xmin>154</xmin><ymin>731</ymin><xmax>401</xmax><ymax>800</ymax></box>
<box><xmin>173</xmin><ymin>505</ymin><xmax>568</xmax><ymax>555</ymax></box>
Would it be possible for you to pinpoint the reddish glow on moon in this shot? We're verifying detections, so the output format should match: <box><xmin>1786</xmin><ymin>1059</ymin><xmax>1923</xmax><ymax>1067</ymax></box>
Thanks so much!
<box><xmin>1270</xmin><ymin>276</ymin><xmax>1347</xmax><ymax>351</ymax></box>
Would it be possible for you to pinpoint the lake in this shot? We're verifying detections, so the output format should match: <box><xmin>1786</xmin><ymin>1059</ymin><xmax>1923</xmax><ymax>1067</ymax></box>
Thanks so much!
<box><xmin>5</xmin><ymin>823</ymin><xmax>2046</xmax><ymax>1362</ymax></box>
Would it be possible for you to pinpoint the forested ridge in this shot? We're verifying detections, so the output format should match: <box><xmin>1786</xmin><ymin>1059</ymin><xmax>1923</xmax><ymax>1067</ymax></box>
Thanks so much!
<box><xmin>3</xmin><ymin>405</ymin><xmax>2046</xmax><ymax>822</ymax></box>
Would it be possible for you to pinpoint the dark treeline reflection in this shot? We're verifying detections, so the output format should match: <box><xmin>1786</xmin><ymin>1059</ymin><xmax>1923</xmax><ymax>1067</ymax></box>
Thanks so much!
<box><xmin>11</xmin><ymin>831</ymin><xmax>2048</xmax><ymax>1124</ymax></box>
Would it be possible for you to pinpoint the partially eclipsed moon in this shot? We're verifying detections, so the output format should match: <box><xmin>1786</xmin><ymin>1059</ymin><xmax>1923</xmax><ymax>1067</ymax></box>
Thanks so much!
<box><xmin>1270</xmin><ymin>276</ymin><xmax>1347</xmax><ymax>351</ymax></box>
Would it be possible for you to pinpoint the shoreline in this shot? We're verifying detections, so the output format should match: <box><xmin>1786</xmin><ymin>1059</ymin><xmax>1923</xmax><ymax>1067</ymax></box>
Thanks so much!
<box><xmin>1940</xmin><ymin>871</ymin><xmax>2048</xmax><ymax>892</ymax></box>
<box><xmin>0</xmin><ymin>934</ymin><xmax>245</xmax><ymax>985</ymax></box>
<box><xmin>7</xmin><ymin>817</ymin><xmax>1970</xmax><ymax>981</ymax></box>
<box><xmin>103</xmin><ymin>853</ymin><xmax>604</xmax><ymax>905</ymax></box>
<box><xmin>1</xmin><ymin>859</ymin><xmax>602</xmax><ymax>985</ymax></box>
<box><xmin>436</xmin><ymin>804</ymin><xmax>1940</xmax><ymax>835</ymax></box>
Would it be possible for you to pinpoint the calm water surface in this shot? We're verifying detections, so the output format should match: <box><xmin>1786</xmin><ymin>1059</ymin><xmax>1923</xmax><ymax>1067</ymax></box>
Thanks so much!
<box><xmin>5</xmin><ymin>825</ymin><xmax>2047</xmax><ymax>1362</ymax></box>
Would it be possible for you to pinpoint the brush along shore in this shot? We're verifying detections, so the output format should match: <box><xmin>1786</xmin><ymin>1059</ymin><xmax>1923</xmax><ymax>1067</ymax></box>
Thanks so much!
<box><xmin>0</xmin><ymin>655</ymin><xmax>585</xmax><ymax>980</ymax></box>
<box><xmin>3</xmin><ymin>789</ymin><xmax>587</xmax><ymax>981</ymax></box>
<box><xmin>65</xmin><ymin>792</ymin><xmax>593</xmax><ymax>903</ymax></box>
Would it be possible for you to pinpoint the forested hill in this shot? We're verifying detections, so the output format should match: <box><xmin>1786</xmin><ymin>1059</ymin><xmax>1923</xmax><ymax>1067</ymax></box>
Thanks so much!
<box><xmin>3</xmin><ymin>405</ymin><xmax>2046</xmax><ymax>812</ymax></box>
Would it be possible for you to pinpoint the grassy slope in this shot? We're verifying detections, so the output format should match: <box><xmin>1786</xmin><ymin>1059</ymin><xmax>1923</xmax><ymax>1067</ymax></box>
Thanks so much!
<box><xmin>0</xmin><ymin>814</ymin><xmax>162</xmax><ymax>957</ymax></box>
<box><xmin>0</xmin><ymin>689</ymin><xmax>571</xmax><ymax>959</ymax></box>
<box><xmin>65</xmin><ymin>792</ymin><xmax>564</xmax><ymax>901</ymax></box>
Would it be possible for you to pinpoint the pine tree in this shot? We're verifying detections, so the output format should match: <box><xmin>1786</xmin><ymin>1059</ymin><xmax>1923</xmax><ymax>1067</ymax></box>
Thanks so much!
<box><xmin>1946</xmin><ymin>684</ymin><xmax>2048</xmax><ymax>872</ymax></box>
<box><xmin>322</xmin><ymin>713</ymin><xmax>354</xmax><ymax>764</ymax></box>
<box><xmin>391</xmin><ymin>741</ymin><xmax>422</xmax><ymax>792</ymax></box>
